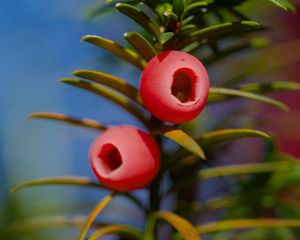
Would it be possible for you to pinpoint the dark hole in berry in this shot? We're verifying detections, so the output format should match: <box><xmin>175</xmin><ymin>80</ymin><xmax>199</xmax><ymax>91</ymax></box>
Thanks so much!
<box><xmin>171</xmin><ymin>68</ymin><xmax>197</xmax><ymax>103</ymax></box>
<box><xmin>98</xmin><ymin>144</ymin><xmax>122</xmax><ymax>174</ymax></box>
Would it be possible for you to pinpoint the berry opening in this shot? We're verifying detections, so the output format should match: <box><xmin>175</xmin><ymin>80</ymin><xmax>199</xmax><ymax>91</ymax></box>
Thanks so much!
<box><xmin>171</xmin><ymin>68</ymin><xmax>197</xmax><ymax>103</ymax></box>
<box><xmin>98</xmin><ymin>143</ymin><xmax>122</xmax><ymax>174</ymax></box>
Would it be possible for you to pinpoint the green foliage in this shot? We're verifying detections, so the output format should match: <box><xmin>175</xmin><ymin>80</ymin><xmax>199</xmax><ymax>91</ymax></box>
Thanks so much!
<box><xmin>145</xmin><ymin>211</ymin><xmax>201</xmax><ymax>240</ymax></box>
<box><xmin>270</xmin><ymin>0</ymin><xmax>296</xmax><ymax>12</ymax></box>
<box><xmin>208</xmin><ymin>87</ymin><xmax>289</xmax><ymax>111</ymax></box>
<box><xmin>88</xmin><ymin>225</ymin><xmax>142</xmax><ymax>239</ymax></box>
<box><xmin>116</xmin><ymin>3</ymin><xmax>161</xmax><ymax>40</ymax></box>
<box><xmin>124</xmin><ymin>31</ymin><xmax>157</xmax><ymax>61</ymax></box>
<box><xmin>157</xmin><ymin>126</ymin><xmax>206</xmax><ymax>159</ymax></box>
<box><xmin>82</xmin><ymin>35</ymin><xmax>146</xmax><ymax>69</ymax></box>
<box><xmin>73</xmin><ymin>69</ymin><xmax>140</xmax><ymax>101</ymax></box>
<box><xmin>163</xmin><ymin>21</ymin><xmax>260</xmax><ymax>50</ymax></box>
<box><xmin>11</xmin><ymin>0</ymin><xmax>300</xmax><ymax>240</ymax></box>
<box><xmin>78</xmin><ymin>193</ymin><xmax>115</xmax><ymax>240</ymax></box>
<box><xmin>60</xmin><ymin>78</ymin><xmax>148</xmax><ymax>125</ymax></box>
<box><xmin>29</xmin><ymin>112</ymin><xmax>107</xmax><ymax>130</ymax></box>
<box><xmin>197</xmin><ymin>219</ymin><xmax>300</xmax><ymax>234</ymax></box>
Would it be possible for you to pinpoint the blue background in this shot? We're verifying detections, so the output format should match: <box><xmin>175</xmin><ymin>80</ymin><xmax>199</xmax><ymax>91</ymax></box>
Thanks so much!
<box><xmin>0</xmin><ymin>1</ymin><xmax>144</xmax><ymax>237</ymax></box>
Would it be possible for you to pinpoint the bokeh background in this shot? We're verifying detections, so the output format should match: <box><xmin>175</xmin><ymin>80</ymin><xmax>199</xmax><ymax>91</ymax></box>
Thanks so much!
<box><xmin>1</xmin><ymin>0</ymin><xmax>300</xmax><ymax>239</ymax></box>
<box><xmin>0</xmin><ymin>1</ymin><xmax>145</xmax><ymax>239</ymax></box>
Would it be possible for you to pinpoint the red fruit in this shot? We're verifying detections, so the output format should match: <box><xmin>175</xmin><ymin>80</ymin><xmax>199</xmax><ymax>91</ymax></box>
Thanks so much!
<box><xmin>140</xmin><ymin>50</ymin><xmax>210</xmax><ymax>123</ymax></box>
<box><xmin>89</xmin><ymin>125</ymin><xmax>160</xmax><ymax>192</ymax></box>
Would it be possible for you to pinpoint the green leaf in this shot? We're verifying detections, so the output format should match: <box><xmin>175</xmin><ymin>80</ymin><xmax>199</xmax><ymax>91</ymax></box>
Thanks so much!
<box><xmin>88</xmin><ymin>225</ymin><xmax>142</xmax><ymax>240</ymax></box>
<box><xmin>239</xmin><ymin>81</ymin><xmax>300</xmax><ymax>94</ymax></box>
<box><xmin>160</xmin><ymin>32</ymin><xmax>175</xmax><ymax>44</ymax></box>
<box><xmin>269</xmin><ymin>0</ymin><xmax>296</xmax><ymax>12</ymax></box>
<box><xmin>164</xmin><ymin>10</ymin><xmax>178</xmax><ymax>23</ymax></box>
<box><xmin>172</xmin><ymin>0</ymin><xmax>184</xmax><ymax>18</ymax></box>
<box><xmin>170</xmin><ymin>162</ymin><xmax>291</xmax><ymax>193</ymax></box>
<box><xmin>11</xmin><ymin>176</ymin><xmax>103</xmax><ymax>192</ymax></box>
<box><xmin>10</xmin><ymin>176</ymin><xmax>143</xmax><ymax>209</ymax></box>
<box><xmin>82</xmin><ymin>35</ymin><xmax>145</xmax><ymax>69</ymax></box>
<box><xmin>156</xmin><ymin>211</ymin><xmax>201</xmax><ymax>240</ymax></box>
<box><xmin>181</xmin><ymin>23</ymin><xmax>198</xmax><ymax>32</ymax></box>
<box><xmin>197</xmin><ymin>219</ymin><xmax>300</xmax><ymax>234</ymax></box>
<box><xmin>78</xmin><ymin>193</ymin><xmax>115</xmax><ymax>240</ymax></box>
<box><xmin>73</xmin><ymin>69</ymin><xmax>141</xmax><ymax>103</ymax></box>
<box><xmin>198</xmin><ymin>162</ymin><xmax>291</xmax><ymax>179</ymax></box>
<box><xmin>197</xmin><ymin>128</ymin><xmax>271</xmax><ymax>146</ymax></box>
<box><xmin>165</xmin><ymin>129</ymin><xmax>270</xmax><ymax>170</ymax></box>
<box><xmin>28</xmin><ymin>112</ymin><xmax>107</xmax><ymax>131</ymax></box>
<box><xmin>182</xmin><ymin>15</ymin><xmax>195</xmax><ymax>25</ymax></box>
<box><xmin>163</xmin><ymin>21</ymin><xmax>260</xmax><ymax>50</ymax></box>
<box><xmin>158</xmin><ymin>126</ymin><xmax>206</xmax><ymax>159</ymax></box>
<box><xmin>208</xmin><ymin>87</ymin><xmax>289</xmax><ymax>111</ymax></box>
<box><xmin>155</xmin><ymin>2</ymin><xmax>173</xmax><ymax>23</ymax></box>
<box><xmin>183</xmin><ymin>2</ymin><xmax>209</xmax><ymax>18</ymax></box>
<box><xmin>124</xmin><ymin>32</ymin><xmax>157</xmax><ymax>61</ymax></box>
<box><xmin>115</xmin><ymin>3</ymin><xmax>161</xmax><ymax>40</ymax></box>
<box><xmin>163</xmin><ymin>10</ymin><xmax>179</xmax><ymax>31</ymax></box>
<box><xmin>144</xmin><ymin>214</ymin><xmax>157</xmax><ymax>240</ymax></box>
<box><xmin>60</xmin><ymin>78</ymin><xmax>148</xmax><ymax>126</ymax></box>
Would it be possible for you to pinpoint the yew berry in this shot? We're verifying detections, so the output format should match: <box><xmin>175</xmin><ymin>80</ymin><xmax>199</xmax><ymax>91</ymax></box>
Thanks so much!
<box><xmin>89</xmin><ymin>125</ymin><xmax>160</xmax><ymax>192</ymax></box>
<box><xmin>140</xmin><ymin>50</ymin><xmax>210</xmax><ymax>123</ymax></box>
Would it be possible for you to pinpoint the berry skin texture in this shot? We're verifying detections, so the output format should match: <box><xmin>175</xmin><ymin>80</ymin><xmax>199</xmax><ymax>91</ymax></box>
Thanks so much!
<box><xmin>89</xmin><ymin>125</ymin><xmax>160</xmax><ymax>192</ymax></box>
<box><xmin>140</xmin><ymin>51</ymin><xmax>210</xmax><ymax>123</ymax></box>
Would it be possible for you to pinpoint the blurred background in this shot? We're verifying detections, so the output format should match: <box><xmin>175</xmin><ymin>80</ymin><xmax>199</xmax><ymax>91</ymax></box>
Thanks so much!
<box><xmin>0</xmin><ymin>0</ymin><xmax>300</xmax><ymax>239</ymax></box>
<box><xmin>0</xmin><ymin>1</ymin><xmax>145</xmax><ymax>239</ymax></box>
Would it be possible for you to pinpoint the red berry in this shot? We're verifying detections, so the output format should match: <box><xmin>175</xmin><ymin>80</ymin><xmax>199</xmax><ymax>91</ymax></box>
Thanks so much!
<box><xmin>140</xmin><ymin>51</ymin><xmax>210</xmax><ymax>123</ymax></box>
<box><xmin>89</xmin><ymin>125</ymin><xmax>160</xmax><ymax>192</ymax></box>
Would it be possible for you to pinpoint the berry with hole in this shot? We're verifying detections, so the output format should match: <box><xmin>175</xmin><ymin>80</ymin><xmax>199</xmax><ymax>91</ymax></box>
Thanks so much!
<box><xmin>140</xmin><ymin>51</ymin><xmax>210</xmax><ymax>123</ymax></box>
<box><xmin>89</xmin><ymin>125</ymin><xmax>160</xmax><ymax>192</ymax></box>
